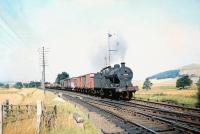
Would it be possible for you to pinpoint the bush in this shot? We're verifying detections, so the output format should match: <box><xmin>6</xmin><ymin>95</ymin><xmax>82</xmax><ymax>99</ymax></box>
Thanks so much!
<box><xmin>143</xmin><ymin>78</ymin><xmax>153</xmax><ymax>90</ymax></box>
<box><xmin>15</xmin><ymin>82</ymin><xmax>23</xmax><ymax>89</ymax></box>
<box><xmin>176</xmin><ymin>75</ymin><xmax>192</xmax><ymax>89</ymax></box>
<box><xmin>0</xmin><ymin>83</ymin><xmax>4</xmax><ymax>87</ymax></box>
<box><xmin>55</xmin><ymin>72</ymin><xmax>69</xmax><ymax>84</ymax></box>
<box><xmin>4</xmin><ymin>84</ymin><xmax>9</xmax><ymax>89</ymax></box>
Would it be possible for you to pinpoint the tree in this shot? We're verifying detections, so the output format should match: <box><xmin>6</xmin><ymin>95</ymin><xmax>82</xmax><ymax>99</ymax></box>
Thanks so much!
<box><xmin>29</xmin><ymin>81</ymin><xmax>41</xmax><ymax>88</ymax></box>
<box><xmin>15</xmin><ymin>82</ymin><xmax>23</xmax><ymax>89</ymax></box>
<box><xmin>29</xmin><ymin>81</ymin><xmax>37</xmax><ymax>88</ymax></box>
<box><xmin>176</xmin><ymin>75</ymin><xmax>192</xmax><ymax>89</ymax></box>
<box><xmin>23</xmin><ymin>83</ymin><xmax>29</xmax><ymax>88</ymax></box>
<box><xmin>34</xmin><ymin>81</ymin><xmax>41</xmax><ymax>88</ymax></box>
<box><xmin>55</xmin><ymin>72</ymin><xmax>69</xmax><ymax>84</ymax></box>
<box><xmin>196</xmin><ymin>77</ymin><xmax>200</xmax><ymax>107</ymax></box>
<box><xmin>23</xmin><ymin>81</ymin><xmax>41</xmax><ymax>88</ymax></box>
<box><xmin>4</xmin><ymin>84</ymin><xmax>9</xmax><ymax>89</ymax></box>
<box><xmin>0</xmin><ymin>83</ymin><xmax>4</xmax><ymax>87</ymax></box>
<box><xmin>143</xmin><ymin>78</ymin><xmax>153</xmax><ymax>90</ymax></box>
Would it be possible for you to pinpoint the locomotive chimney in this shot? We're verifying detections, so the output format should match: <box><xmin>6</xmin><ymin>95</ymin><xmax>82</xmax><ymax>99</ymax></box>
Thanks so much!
<box><xmin>121</xmin><ymin>62</ymin><xmax>125</xmax><ymax>68</ymax></box>
<box><xmin>114</xmin><ymin>64</ymin><xmax>120</xmax><ymax>69</ymax></box>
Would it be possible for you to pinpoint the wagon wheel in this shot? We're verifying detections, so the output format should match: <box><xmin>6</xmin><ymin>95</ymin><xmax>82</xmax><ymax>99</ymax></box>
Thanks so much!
<box><xmin>113</xmin><ymin>92</ymin><xmax>120</xmax><ymax>100</ymax></box>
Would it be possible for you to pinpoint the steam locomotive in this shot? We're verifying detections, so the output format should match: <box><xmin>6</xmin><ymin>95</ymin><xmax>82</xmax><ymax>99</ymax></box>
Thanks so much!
<box><xmin>48</xmin><ymin>62</ymin><xmax>138</xmax><ymax>100</ymax></box>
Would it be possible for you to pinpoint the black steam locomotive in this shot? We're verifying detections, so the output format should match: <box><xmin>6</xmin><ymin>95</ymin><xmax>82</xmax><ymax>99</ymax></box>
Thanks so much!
<box><xmin>94</xmin><ymin>62</ymin><xmax>138</xmax><ymax>100</ymax></box>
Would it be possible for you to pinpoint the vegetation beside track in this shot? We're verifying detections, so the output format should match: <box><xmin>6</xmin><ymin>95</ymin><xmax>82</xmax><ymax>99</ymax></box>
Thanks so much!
<box><xmin>134</xmin><ymin>79</ymin><xmax>198</xmax><ymax>107</ymax></box>
<box><xmin>0</xmin><ymin>88</ymin><xmax>100</xmax><ymax>134</ymax></box>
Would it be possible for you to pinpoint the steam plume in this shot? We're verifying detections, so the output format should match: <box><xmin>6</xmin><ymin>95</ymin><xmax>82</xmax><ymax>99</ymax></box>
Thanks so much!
<box><xmin>91</xmin><ymin>33</ymin><xmax>128</xmax><ymax>69</ymax></box>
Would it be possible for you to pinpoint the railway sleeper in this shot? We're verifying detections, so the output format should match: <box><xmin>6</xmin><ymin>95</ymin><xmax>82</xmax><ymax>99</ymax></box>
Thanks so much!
<box><xmin>135</xmin><ymin>121</ymin><xmax>155</xmax><ymax>126</ymax></box>
<box><xmin>150</xmin><ymin>126</ymin><xmax>174</xmax><ymax>132</ymax></box>
<box><xmin>124</xmin><ymin>128</ymin><xmax>141</xmax><ymax>134</ymax></box>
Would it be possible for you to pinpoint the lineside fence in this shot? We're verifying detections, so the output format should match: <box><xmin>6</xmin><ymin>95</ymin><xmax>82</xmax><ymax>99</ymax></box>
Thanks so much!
<box><xmin>0</xmin><ymin>100</ymin><xmax>57</xmax><ymax>134</ymax></box>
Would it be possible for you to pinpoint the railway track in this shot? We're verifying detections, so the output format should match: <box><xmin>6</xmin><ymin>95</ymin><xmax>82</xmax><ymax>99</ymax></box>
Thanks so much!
<box><xmin>98</xmin><ymin>99</ymin><xmax>200</xmax><ymax>133</ymax></box>
<box><xmin>131</xmin><ymin>98</ymin><xmax>200</xmax><ymax>116</ymax></box>
<box><xmin>118</xmin><ymin>101</ymin><xmax>200</xmax><ymax>129</ymax></box>
<box><xmin>62</xmin><ymin>94</ymin><xmax>158</xmax><ymax>134</ymax></box>
<box><xmin>48</xmin><ymin>89</ymin><xmax>200</xmax><ymax>134</ymax></box>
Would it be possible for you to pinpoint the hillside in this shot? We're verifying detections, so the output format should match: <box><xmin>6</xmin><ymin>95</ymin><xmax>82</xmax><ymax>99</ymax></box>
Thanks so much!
<box><xmin>148</xmin><ymin>70</ymin><xmax>180</xmax><ymax>80</ymax></box>
<box><xmin>148</xmin><ymin>64</ymin><xmax>200</xmax><ymax>80</ymax></box>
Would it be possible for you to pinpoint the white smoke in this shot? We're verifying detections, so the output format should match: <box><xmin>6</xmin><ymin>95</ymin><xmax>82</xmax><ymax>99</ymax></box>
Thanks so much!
<box><xmin>91</xmin><ymin>33</ymin><xmax>128</xmax><ymax>68</ymax></box>
<box><xmin>112</xmin><ymin>33</ymin><xmax>128</xmax><ymax>63</ymax></box>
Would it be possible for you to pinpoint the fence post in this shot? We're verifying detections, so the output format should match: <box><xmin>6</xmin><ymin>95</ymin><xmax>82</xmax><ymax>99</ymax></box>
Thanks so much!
<box><xmin>36</xmin><ymin>101</ymin><xmax>42</xmax><ymax>134</ymax></box>
<box><xmin>10</xmin><ymin>105</ymin><xmax>13</xmax><ymax>115</ymax></box>
<box><xmin>0</xmin><ymin>104</ymin><xmax>3</xmax><ymax>134</ymax></box>
<box><xmin>3</xmin><ymin>100</ymin><xmax>9</xmax><ymax>117</ymax></box>
<box><xmin>54</xmin><ymin>105</ymin><xmax>57</xmax><ymax>117</ymax></box>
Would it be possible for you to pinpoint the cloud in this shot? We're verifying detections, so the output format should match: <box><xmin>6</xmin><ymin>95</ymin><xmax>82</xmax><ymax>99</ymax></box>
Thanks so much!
<box><xmin>97</xmin><ymin>15</ymin><xmax>200</xmax><ymax>79</ymax></box>
<box><xmin>0</xmin><ymin>0</ymin><xmax>200</xmax><ymax>82</ymax></box>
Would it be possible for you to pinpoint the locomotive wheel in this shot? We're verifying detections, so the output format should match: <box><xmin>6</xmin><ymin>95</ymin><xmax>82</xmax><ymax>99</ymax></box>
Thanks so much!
<box><xmin>113</xmin><ymin>92</ymin><xmax>120</xmax><ymax>100</ymax></box>
<box><xmin>93</xmin><ymin>90</ymin><xmax>97</xmax><ymax>96</ymax></box>
<box><xmin>91</xmin><ymin>90</ymin><xmax>95</xmax><ymax>96</ymax></box>
<box><xmin>122</xmin><ymin>91</ymin><xmax>133</xmax><ymax>100</ymax></box>
<box><xmin>109</xmin><ymin>90</ymin><xmax>113</xmax><ymax>98</ymax></box>
<box><xmin>100</xmin><ymin>89</ymin><xmax>105</xmax><ymax>98</ymax></box>
<box><xmin>122</xmin><ymin>91</ymin><xmax>127</xmax><ymax>100</ymax></box>
<box><xmin>128</xmin><ymin>92</ymin><xmax>133</xmax><ymax>100</ymax></box>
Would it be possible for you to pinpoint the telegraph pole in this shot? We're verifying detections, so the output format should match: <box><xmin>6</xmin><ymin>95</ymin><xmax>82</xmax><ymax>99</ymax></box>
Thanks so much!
<box><xmin>42</xmin><ymin>46</ymin><xmax>45</xmax><ymax>93</ymax></box>
<box><xmin>39</xmin><ymin>46</ymin><xmax>48</xmax><ymax>94</ymax></box>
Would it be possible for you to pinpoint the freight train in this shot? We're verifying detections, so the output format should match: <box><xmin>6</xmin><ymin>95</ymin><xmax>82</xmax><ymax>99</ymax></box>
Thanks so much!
<box><xmin>47</xmin><ymin>62</ymin><xmax>138</xmax><ymax>100</ymax></box>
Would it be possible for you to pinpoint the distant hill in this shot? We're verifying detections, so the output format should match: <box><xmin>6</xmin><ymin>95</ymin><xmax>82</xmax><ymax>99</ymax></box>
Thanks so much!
<box><xmin>148</xmin><ymin>64</ymin><xmax>200</xmax><ymax>80</ymax></box>
<box><xmin>148</xmin><ymin>70</ymin><xmax>180</xmax><ymax>80</ymax></box>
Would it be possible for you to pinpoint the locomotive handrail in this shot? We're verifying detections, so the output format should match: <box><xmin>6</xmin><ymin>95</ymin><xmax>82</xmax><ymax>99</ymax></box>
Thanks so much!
<box><xmin>100</xmin><ymin>66</ymin><xmax>111</xmax><ymax>72</ymax></box>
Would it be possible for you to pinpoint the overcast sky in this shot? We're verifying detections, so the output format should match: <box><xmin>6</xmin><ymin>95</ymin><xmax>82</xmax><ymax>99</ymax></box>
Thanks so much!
<box><xmin>0</xmin><ymin>0</ymin><xmax>200</xmax><ymax>82</ymax></box>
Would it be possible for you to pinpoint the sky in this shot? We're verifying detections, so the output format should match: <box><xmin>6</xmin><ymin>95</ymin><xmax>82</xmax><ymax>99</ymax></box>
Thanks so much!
<box><xmin>0</xmin><ymin>0</ymin><xmax>200</xmax><ymax>82</ymax></box>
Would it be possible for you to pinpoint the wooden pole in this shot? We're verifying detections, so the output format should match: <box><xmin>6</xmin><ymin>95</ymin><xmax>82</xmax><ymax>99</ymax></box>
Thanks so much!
<box><xmin>54</xmin><ymin>105</ymin><xmax>57</xmax><ymax>118</ymax></box>
<box><xmin>0</xmin><ymin>105</ymin><xmax>3</xmax><ymax>134</ymax></box>
<box><xmin>36</xmin><ymin>101</ymin><xmax>42</xmax><ymax>134</ymax></box>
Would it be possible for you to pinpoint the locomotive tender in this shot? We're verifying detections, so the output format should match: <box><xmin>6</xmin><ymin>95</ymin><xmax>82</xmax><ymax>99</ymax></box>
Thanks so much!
<box><xmin>58</xmin><ymin>62</ymin><xmax>138</xmax><ymax>100</ymax></box>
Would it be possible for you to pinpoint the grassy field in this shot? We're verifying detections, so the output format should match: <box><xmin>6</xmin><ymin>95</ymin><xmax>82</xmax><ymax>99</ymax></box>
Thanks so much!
<box><xmin>134</xmin><ymin>79</ymin><xmax>198</xmax><ymax>107</ymax></box>
<box><xmin>0</xmin><ymin>88</ymin><xmax>100</xmax><ymax>134</ymax></box>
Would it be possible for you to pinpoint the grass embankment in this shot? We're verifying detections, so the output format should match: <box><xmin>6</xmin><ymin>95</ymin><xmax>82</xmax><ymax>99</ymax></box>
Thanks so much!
<box><xmin>0</xmin><ymin>88</ymin><xmax>100</xmax><ymax>134</ymax></box>
<box><xmin>134</xmin><ymin>79</ymin><xmax>198</xmax><ymax>107</ymax></box>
